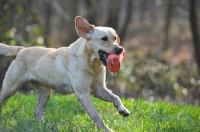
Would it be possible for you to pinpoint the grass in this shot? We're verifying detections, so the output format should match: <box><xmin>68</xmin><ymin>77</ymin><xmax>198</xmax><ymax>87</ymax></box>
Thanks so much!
<box><xmin>0</xmin><ymin>93</ymin><xmax>200</xmax><ymax>132</ymax></box>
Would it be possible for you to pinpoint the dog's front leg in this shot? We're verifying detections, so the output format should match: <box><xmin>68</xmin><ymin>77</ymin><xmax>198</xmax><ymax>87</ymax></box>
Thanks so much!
<box><xmin>93</xmin><ymin>85</ymin><xmax>130</xmax><ymax>117</ymax></box>
<box><xmin>74</xmin><ymin>88</ymin><xmax>112</xmax><ymax>132</ymax></box>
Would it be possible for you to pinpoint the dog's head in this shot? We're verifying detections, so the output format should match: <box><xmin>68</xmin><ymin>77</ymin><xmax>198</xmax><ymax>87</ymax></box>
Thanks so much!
<box><xmin>75</xmin><ymin>16</ymin><xmax>124</xmax><ymax>67</ymax></box>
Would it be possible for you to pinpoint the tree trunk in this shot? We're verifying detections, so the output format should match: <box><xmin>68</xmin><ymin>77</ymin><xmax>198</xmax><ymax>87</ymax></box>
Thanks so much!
<box><xmin>43</xmin><ymin>1</ymin><xmax>52</xmax><ymax>47</ymax></box>
<box><xmin>162</xmin><ymin>0</ymin><xmax>176</xmax><ymax>51</ymax></box>
<box><xmin>106</xmin><ymin>0</ymin><xmax>121</xmax><ymax>30</ymax></box>
<box><xmin>85</xmin><ymin>0</ymin><xmax>97</xmax><ymax>25</ymax></box>
<box><xmin>119</xmin><ymin>0</ymin><xmax>133</xmax><ymax>45</ymax></box>
<box><xmin>139</xmin><ymin>0</ymin><xmax>147</xmax><ymax>21</ymax></box>
<box><xmin>189</xmin><ymin>0</ymin><xmax>200</xmax><ymax>75</ymax></box>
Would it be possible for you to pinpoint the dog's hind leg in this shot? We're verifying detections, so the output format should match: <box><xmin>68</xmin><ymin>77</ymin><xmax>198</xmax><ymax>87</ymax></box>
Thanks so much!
<box><xmin>0</xmin><ymin>62</ymin><xmax>25</xmax><ymax>107</ymax></box>
<box><xmin>0</xmin><ymin>83</ymin><xmax>20</xmax><ymax>108</ymax></box>
<box><xmin>0</xmin><ymin>81</ymin><xmax>22</xmax><ymax>107</ymax></box>
<box><xmin>34</xmin><ymin>86</ymin><xmax>51</xmax><ymax>122</ymax></box>
<box><xmin>93</xmin><ymin>85</ymin><xmax>130</xmax><ymax>117</ymax></box>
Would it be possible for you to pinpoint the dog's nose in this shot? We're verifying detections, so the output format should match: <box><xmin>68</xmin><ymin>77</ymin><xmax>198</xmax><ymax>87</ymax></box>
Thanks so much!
<box><xmin>115</xmin><ymin>47</ymin><xmax>123</xmax><ymax>54</ymax></box>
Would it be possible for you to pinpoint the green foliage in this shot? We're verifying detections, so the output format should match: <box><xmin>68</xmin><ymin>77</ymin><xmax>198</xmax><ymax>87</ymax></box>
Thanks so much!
<box><xmin>0</xmin><ymin>0</ymin><xmax>45</xmax><ymax>47</ymax></box>
<box><xmin>0</xmin><ymin>93</ymin><xmax>199</xmax><ymax>132</ymax></box>
<box><xmin>1</xmin><ymin>26</ymin><xmax>44</xmax><ymax>47</ymax></box>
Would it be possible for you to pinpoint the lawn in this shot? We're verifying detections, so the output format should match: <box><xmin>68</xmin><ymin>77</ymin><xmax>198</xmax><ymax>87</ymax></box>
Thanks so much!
<box><xmin>0</xmin><ymin>93</ymin><xmax>199</xmax><ymax>132</ymax></box>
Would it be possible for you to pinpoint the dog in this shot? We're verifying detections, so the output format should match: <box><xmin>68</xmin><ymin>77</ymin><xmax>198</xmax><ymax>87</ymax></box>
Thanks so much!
<box><xmin>0</xmin><ymin>16</ymin><xmax>130</xmax><ymax>131</ymax></box>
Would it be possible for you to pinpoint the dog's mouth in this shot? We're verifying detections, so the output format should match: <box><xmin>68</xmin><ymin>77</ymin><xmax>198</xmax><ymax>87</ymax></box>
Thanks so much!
<box><xmin>98</xmin><ymin>48</ymin><xmax>124</xmax><ymax>68</ymax></box>
<box><xmin>98</xmin><ymin>50</ymin><xmax>108</xmax><ymax>67</ymax></box>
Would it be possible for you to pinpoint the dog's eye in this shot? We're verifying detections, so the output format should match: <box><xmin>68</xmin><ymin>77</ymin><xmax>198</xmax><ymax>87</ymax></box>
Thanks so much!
<box><xmin>101</xmin><ymin>37</ymin><xmax>108</xmax><ymax>41</ymax></box>
<box><xmin>114</xmin><ymin>37</ymin><xmax>116</xmax><ymax>40</ymax></box>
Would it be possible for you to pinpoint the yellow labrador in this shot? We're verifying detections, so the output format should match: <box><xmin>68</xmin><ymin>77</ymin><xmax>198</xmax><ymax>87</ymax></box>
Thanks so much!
<box><xmin>0</xmin><ymin>16</ymin><xmax>130</xmax><ymax>131</ymax></box>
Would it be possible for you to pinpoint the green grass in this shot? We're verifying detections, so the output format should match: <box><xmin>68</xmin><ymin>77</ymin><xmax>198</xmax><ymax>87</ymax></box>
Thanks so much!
<box><xmin>0</xmin><ymin>93</ymin><xmax>200</xmax><ymax>132</ymax></box>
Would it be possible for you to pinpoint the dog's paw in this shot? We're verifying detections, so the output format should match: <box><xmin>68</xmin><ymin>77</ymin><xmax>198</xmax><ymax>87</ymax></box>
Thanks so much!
<box><xmin>117</xmin><ymin>105</ymin><xmax>130</xmax><ymax>117</ymax></box>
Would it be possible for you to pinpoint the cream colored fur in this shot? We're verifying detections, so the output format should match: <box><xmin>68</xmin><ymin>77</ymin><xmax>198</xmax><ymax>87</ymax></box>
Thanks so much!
<box><xmin>0</xmin><ymin>16</ymin><xmax>130</xmax><ymax>132</ymax></box>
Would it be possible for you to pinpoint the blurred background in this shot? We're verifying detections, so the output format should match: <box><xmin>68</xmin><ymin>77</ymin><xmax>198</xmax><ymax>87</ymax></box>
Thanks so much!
<box><xmin>0</xmin><ymin>0</ymin><xmax>200</xmax><ymax>104</ymax></box>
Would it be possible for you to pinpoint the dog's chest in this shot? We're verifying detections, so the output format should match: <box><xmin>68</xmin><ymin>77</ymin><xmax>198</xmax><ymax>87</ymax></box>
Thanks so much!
<box><xmin>88</xmin><ymin>58</ymin><xmax>103</xmax><ymax>74</ymax></box>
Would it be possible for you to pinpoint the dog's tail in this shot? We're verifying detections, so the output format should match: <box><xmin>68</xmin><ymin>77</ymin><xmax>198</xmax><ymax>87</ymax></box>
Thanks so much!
<box><xmin>0</xmin><ymin>43</ymin><xmax>24</xmax><ymax>56</ymax></box>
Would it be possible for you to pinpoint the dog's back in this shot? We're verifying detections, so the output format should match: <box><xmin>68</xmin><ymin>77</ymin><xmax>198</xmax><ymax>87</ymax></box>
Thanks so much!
<box><xmin>0</xmin><ymin>43</ymin><xmax>24</xmax><ymax>56</ymax></box>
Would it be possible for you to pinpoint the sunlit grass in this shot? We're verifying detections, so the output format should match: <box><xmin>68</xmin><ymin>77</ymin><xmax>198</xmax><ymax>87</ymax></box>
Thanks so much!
<box><xmin>0</xmin><ymin>93</ymin><xmax>199</xmax><ymax>132</ymax></box>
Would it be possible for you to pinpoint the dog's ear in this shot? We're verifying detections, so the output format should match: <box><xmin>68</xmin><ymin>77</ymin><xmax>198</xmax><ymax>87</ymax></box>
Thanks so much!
<box><xmin>115</xmin><ymin>33</ymin><xmax>120</xmax><ymax>45</ymax></box>
<box><xmin>75</xmin><ymin>16</ymin><xmax>95</xmax><ymax>39</ymax></box>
